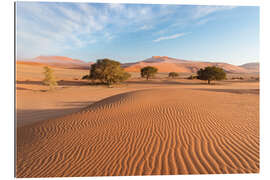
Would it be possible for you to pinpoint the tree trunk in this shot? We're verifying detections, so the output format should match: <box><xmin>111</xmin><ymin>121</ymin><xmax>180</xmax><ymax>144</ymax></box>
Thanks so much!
<box><xmin>107</xmin><ymin>81</ymin><xmax>113</xmax><ymax>88</ymax></box>
<box><xmin>146</xmin><ymin>76</ymin><xmax>149</xmax><ymax>80</ymax></box>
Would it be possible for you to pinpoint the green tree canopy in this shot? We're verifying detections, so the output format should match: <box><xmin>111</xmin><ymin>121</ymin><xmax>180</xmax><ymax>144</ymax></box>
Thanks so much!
<box><xmin>89</xmin><ymin>59</ymin><xmax>131</xmax><ymax>86</ymax></box>
<box><xmin>197</xmin><ymin>66</ymin><xmax>226</xmax><ymax>84</ymax></box>
<box><xmin>43</xmin><ymin>66</ymin><xmax>58</xmax><ymax>89</ymax></box>
<box><xmin>168</xmin><ymin>72</ymin><xmax>179</xmax><ymax>78</ymax></box>
<box><xmin>140</xmin><ymin>66</ymin><xmax>158</xmax><ymax>80</ymax></box>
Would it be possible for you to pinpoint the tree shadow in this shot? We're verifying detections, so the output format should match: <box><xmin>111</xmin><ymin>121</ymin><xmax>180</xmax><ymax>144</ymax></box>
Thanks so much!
<box><xmin>57</xmin><ymin>80</ymin><xmax>90</xmax><ymax>86</ymax></box>
<box><xmin>224</xmin><ymin>79</ymin><xmax>259</xmax><ymax>84</ymax></box>
<box><xmin>16</xmin><ymin>80</ymin><xmax>90</xmax><ymax>87</ymax></box>
<box><xmin>126</xmin><ymin>80</ymin><xmax>207</xmax><ymax>86</ymax></box>
<box><xmin>193</xmin><ymin>88</ymin><xmax>259</xmax><ymax>95</ymax></box>
<box><xmin>16</xmin><ymin>87</ymin><xmax>31</xmax><ymax>91</ymax></box>
<box><xmin>16</xmin><ymin>101</ymin><xmax>96</xmax><ymax>127</ymax></box>
<box><xmin>61</xmin><ymin>101</ymin><xmax>96</xmax><ymax>107</ymax></box>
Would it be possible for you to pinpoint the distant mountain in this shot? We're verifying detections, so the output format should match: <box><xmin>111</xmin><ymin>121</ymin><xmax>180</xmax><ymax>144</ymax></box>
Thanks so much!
<box><xmin>123</xmin><ymin>56</ymin><xmax>255</xmax><ymax>74</ymax></box>
<box><xmin>17</xmin><ymin>56</ymin><xmax>92</xmax><ymax>70</ymax></box>
<box><xmin>239</xmin><ymin>62</ymin><xmax>259</xmax><ymax>73</ymax></box>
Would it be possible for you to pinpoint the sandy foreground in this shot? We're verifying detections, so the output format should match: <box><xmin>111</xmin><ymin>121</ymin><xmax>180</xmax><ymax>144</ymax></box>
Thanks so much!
<box><xmin>16</xmin><ymin>64</ymin><xmax>259</xmax><ymax>177</ymax></box>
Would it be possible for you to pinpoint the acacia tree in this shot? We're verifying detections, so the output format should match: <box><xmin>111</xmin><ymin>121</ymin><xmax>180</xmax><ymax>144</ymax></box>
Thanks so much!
<box><xmin>140</xmin><ymin>66</ymin><xmax>158</xmax><ymax>80</ymax></box>
<box><xmin>168</xmin><ymin>72</ymin><xmax>179</xmax><ymax>78</ymax></box>
<box><xmin>197</xmin><ymin>66</ymin><xmax>226</xmax><ymax>84</ymax></box>
<box><xmin>89</xmin><ymin>59</ymin><xmax>131</xmax><ymax>86</ymax></box>
<box><xmin>43</xmin><ymin>66</ymin><xmax>58</xmax><ymax>89</ymax></box>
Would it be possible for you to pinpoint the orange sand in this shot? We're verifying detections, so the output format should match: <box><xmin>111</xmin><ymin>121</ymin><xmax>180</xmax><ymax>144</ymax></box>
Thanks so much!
<box><xmin>16</xmin><ymin>63</ymin><xmax>259</xmax><ymax>177</ymax></box>
<box><xmin>123</xmin><ymin>56</ymin><xmax>257</xmax><ymax>73</ymax></box>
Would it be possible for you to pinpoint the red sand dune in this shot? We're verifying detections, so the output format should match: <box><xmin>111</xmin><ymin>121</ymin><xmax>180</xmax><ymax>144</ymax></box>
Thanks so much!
<box><xmin>16</xmin><ymin>61</ymin><xmax>45</xmax><ymax>66</ymax></box>
<box><xmin>16</xmin><ymin>88</ymin><xmax>259</xmax><ymax>177</ymax></box>
<box><xmin>239</xmin><ymin>63</ymin><xmax>259</xmax><ymax>73</ymax></box>
<box><xmin>17</xmin><ymin>56</ymin><xmax>92</xmax><ymax>70</ymax></box>
<box><xmin>17</xmin><ymin>55</ymin><xmax>258</xmax><ymax>74</ymax></box>
<box><xmin>123</xmin><ymin>56</ymin><xmax>258</xmax><ymax>73</ymax></box>
<box><xmin>16</xmin><ymin>60</ymin><xmax>259</xmax><ymax>177</ymax></box>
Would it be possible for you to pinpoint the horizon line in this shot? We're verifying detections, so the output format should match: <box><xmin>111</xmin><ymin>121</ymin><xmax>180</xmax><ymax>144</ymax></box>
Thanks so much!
<box><xmin>16</xmin><ymin>55</ymin><xmax>259</xmax><ymax>66</ymax></box>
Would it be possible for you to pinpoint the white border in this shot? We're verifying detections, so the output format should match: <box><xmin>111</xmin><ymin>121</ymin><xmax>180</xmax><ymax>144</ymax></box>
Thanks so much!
<box><xmin>1</xmin><ymin>0</ymin><xmax>270</xmax><ymax>180</ymax></box>
<box><xmin>12</xmin><ymin>0</ymin><xmax>261</xmax><ymax>6</ymax></box>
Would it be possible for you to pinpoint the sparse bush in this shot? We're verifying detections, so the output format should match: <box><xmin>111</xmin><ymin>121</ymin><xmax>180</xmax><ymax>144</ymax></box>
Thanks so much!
<box><xmin>231</xmin><ymin>77</ymin><xmax>244</xmax><ymax>80</ymax></box>
<box><xmin>140</xmin><ymin>66</ymin><xmax>158</xmax><ymax>80</ymax></box>
<box><xmin>168</xmin><ymin>72</ymin><xmax>179</xmax><ymax>78</ymax></box>
<box><xmin>250</xmin><ymin>76</ymin><xmax>260</xmax><ymax>81</ymax></box>
<box><xmin>187</xmin><ymin>74</ymin><xmax>198</xmax><ymax>80</ymax></box>
<box><xmin>82</xmin><ymin>74</ymin><xmax>91</xmax><ymax>80</ymax></box>
<box><xmin>197</xmin><ymin>66</ymin><xmax>226</xmax><ymax>84</ymax></box>
<box><xmin>43</xmin><ymin>66</ymin><xmax>58</xmax><ymax>89</ymax></box>
<box><xmin>89</xmin><ymin>58</ymin><xmax>131</xmax><ymax>86</ymax></box>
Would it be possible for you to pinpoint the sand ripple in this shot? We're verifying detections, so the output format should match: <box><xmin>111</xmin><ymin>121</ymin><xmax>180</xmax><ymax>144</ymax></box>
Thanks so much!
<box><xmin>16</xmin><ymin>88</ymin><xmax>259</xmax><ymax>177</ymax></box>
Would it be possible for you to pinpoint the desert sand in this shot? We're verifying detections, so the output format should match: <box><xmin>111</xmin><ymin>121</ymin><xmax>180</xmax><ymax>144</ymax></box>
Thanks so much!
<box><xmin>16</xmin><ymin>63</ymin><xmax>259</xmax><ymax>177</ymax></box>
<box><xmin>123</xmin><ymin>56</ymin><xmax>259</xmax><ymax>73</ymax></box>
<box><xmin>18</xmin><ymin>55</ymin><xmax>259</xmax><ymax>74</ymax></box>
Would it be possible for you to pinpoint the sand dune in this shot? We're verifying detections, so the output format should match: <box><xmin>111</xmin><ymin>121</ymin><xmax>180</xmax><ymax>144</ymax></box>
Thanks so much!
<box><xmin>17</xmin><ymin>55</ymin><xmax>259</xmax><ymax>74</ymax></box>
<box><xmin>16</xmin><ymin>88</ymin><xmax>259</xmax><ymax>177</ymax></box>
<box><xmin>17</xmin><ymin>56</ymin><xmax>92</xmax><ymax>69</ymax></box>
<box><xmin>123</xmin><ymin>56</ymin><xmax>257</xmax><ymax>73</ymax></box>
<box><xmin>239</xmin><ymin>62</ymin><xmax>259</xmax><ymax>73</ymax></box>
<box><xmin>16</xmin><ymin>63</ymin><xmax>89</xmax><ymax>82</ymax></box>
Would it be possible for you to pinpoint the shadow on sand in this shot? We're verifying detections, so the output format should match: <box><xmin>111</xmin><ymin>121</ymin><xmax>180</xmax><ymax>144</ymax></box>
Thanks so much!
<box><xmin>16</xmin><ymin>100</ymin><xmax>95</xmax><ymax>127</ymax></box>
<box><xmin>16</xmin><ymin>80</ymin><xmax>90</xmax><ymax>87</ymax></box>
<box><xmin>193</xmin><ymin>88</ymin><xmax>259</xmax><ymax>95</ymax></box>
<box><xmin>16</xmin><ymin>87</ymin><xmax>32</xmax><ymax>91</ymax></box>
<box><xmin>126</xmin><ymin>80</ymin><xmax>207</xmax><ymax>86</ymax></box>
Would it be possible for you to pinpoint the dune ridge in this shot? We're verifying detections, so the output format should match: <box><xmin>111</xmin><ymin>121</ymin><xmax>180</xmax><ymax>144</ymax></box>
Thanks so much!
<box><xmin>17</xmin><ymin>55</ymin><xmax>259</xmax><ymax>73</ymax></box>
<box><xmin>17</xmin><ymin>56</ymin><xmax>92</xmax><ymax>70</ymax></box>
<box><xmin>16</xmin><ymin>88</ymin><xmax>259</xmax><ymax>177</ymax></box>
<box><xmin>123</xmin><ymin>56</ymin><xmax>258</xmax><ymax>73</ymax></box>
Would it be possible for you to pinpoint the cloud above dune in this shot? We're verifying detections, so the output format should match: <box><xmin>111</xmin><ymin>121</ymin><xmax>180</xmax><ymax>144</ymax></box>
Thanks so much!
<box><xmin>153</xmin><ymin>33</ymin><xmax>189</xmax><ymax>42</ymax></box>
<box><xmin>139</xmin><ymin>25</ymin><xmax>153</xmax><ymax>31</ymax></box>
<box><xmin>16</xmin><ymin>2</ymin><xmax>237</xmax><ymax>59</ymax></box>
<box><xmin>191</xmin><ymin>5</ymin><xmax>236</xmax><ymax>19</ymax></box>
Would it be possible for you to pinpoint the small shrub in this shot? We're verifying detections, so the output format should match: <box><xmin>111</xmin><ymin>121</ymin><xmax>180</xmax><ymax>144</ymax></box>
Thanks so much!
<box><xmin>187</xmin><ymin>74</ymin><xmax>197</xmax><ymax>80</ymax></box>
<box><xmin>232</xmin><ymin>77</ymin><xmax>244</xmax><ymax>80</ymax></box>
<box><xmin>43</xmin><ymin>66</ymin><xmax>58</xmax><ymax>89</ymax></box>
<box><xmin>168</xmin><ymin>72</ymin><xmax>179</xmax><ymax>78</ymax></box>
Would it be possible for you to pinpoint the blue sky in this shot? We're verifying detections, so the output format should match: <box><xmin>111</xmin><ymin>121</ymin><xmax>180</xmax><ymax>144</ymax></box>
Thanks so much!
<box><xmin>16</xmin><ymin>2</ymin><xmax>259</xmax><ymax>65</ymax></box>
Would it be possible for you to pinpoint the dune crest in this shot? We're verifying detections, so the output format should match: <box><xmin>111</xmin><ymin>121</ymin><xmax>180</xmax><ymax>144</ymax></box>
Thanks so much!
<box><xmin>17</xmin><ymin>56</ymin><xmax>92</xmax><ymax>70</ymax></box>
<box><xmin>17</xmin><ymin>55</ymin><xmax>259</xmax><ymax>73</ymax></box>
<box><xmin>16</xmin><ymin>88</ymin><xmax>259</xmax><ymax>177</ymax></box>
<box><xmin>123</xmin><ymin>56</ymin><xmax>258</xmax><ymax>73</ymax></box>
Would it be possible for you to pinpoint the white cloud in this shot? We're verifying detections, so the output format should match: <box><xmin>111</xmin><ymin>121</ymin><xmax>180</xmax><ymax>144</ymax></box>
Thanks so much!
<box><xmin>104</xmin><ymin>32</ymin><xmax>115</xmax><ymax>40</ymax></box>
<box><xmin>16</xmin><ymin>2</ymin><xmax>236</xmax><ymax>58</ymax></box>
<box><xmin>153</xmin><ymin>33</ymin><xmax>189</xmax><ymax>42</ymax></box>
<box><xmin>108</xmin><ymin>3</ymin><xmax>125</xmax><ymax>11</ymax></box>
<box><xmin>16</xmin><ymin>2</ymin><xmax>103</xmax><ymax>58</ymax></box>
<box><xmin>139</xmin><ymin>25</ymin><xmax>153</xmax><ymax>30</ymax></box>
<box><xmin>196</xmin><ymin>17</ymin><xmax>215</xmax><ymax>25</ymax></box>
<box><xmin>192</xmin><ymin>6</ymin><xmax>236</xmax><ymax>19</ymax></box>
